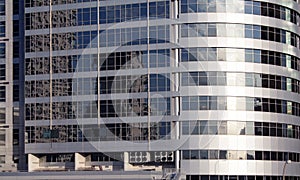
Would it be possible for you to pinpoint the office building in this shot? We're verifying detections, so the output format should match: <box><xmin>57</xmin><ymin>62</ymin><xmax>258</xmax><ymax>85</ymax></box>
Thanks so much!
<box><xmin>21</xmin><ymin>0</ymin><xmax>300</xmax><ymax>179</ymax></box>
<box><xmin>0</xmin><ymin>0</ymin><xmax>26</xmax><ymax>172</ymax></box>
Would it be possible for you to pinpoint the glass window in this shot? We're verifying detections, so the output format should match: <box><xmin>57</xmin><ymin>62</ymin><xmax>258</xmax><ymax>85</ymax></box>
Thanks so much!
<box><xmin>0</xmin><ymin>43</ymin><xmax>5</xmax><ymax>60</ymax></box>
<box><xmin>0</xmin><ymin>64</ymin><xmax>5</xmax><ymax>81</ymax></box>
<box><xmin>219</xmin><ymin>150</ymin><xmax>227</xmax><ymax>159</ymax></box>
<box><xmin>190</xmin><ymin>150</ymin><xmax>199</xmax><ymax>159</ymax></box>
<box><xmin>0</xmin><ymin>0</ymin><xmax>4</xmax><ymax>16</ymax></box>
<box><xmin>0</xmin><ymin>129</ymin><xmax>5</xmax><ymax>146</ymax></box>
<box><xmin>0</xmin><ymin>22</ymin><xmax>4</xmax><ymax>37</ymax></box>
<box><xmin>247</xmin><ymin>151</ymin><xmax>255</xmax><ymax>160</ymax></box>
<box><xmin>255</xmin><ymin>151</ymin><xmax>263</xmax><ymax>160</ymax></box>
<box><xmin>0</xmin><ymin>86</ymin><xmax>5</xmax><ymax>102</ymax></box>
<box><xmin>200</xmin><ymin>121</ymin><xmax>208</xmax><ymax>134</ymax></box>
<box><xmin>182</xmin><ymin>150</ymin><xmax>190</xmax><ymax>159</ymax></box>
<box><xmin>0</xmin><ymin>107</ymin><xmax>4</xmax><ymax>124</ymax></box>
<box><xmin>0</xmin><ymin>155</ymin><xmax>4</xmax><ymax>164</ymax></box>
<box><xmin>209</xmin><ymin>150</ymin><xmax>218</xmax><ymax>159</ymax></box>
<box><xmin>200</xmin><ymin>150</ymin><xmax>208</xmax><ymax>159</ymax></box>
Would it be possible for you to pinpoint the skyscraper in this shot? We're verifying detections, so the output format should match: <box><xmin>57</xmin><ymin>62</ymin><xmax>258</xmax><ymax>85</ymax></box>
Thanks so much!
<box><xmin>0</xmin><ymin>0</ymin><xmax>25</xmax><ymax>172</ymax></box>
<box><xmin>22</xmin><ymin>0</ymin><xmax>300</xmax><ymax>179</ymax></box>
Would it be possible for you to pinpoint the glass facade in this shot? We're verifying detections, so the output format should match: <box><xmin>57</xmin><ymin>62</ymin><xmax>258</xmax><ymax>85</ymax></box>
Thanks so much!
<box><xmin>24</xmin><ymin>0</ymin><xmax>300</xmax><ymax>176</ymax></box>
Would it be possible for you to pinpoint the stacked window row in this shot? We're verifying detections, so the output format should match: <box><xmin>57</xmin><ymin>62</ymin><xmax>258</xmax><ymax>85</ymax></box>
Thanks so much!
<box><xmin>99</xmin><ymin>1</ymin><xmax>169</xmax><ymax>24</ymax></box>
<box><xmin>181</xmin><ymin>72</ymin><xmax>300</xmax><ymax>94</ymax></box>
<box><xmin>25</xmin><ymin>25</ymin><xmax>169</xmax><ymax>52</ymax></box>
<box><xmin>99</xmin><ymin>49</ymin><xmax>170</xmax><ymax>71</ymax></box>
<box><xmin>100</xmin><ymin>98</ymin><xmax>170</xmax><ymax>118</ymax></box>
<box><xmin>181</xmin><ymin>48</ymin><xmax>300</xmax><ymax>71</ymax></box>
<box><xmin>25</xmin><ymin>122</ymin><xmax>172</xmax><ymax>143</ymax></box>
<box><xmin>25</xmin><ymin>97</ymin><xmax>170</xmax><ymax>121</ymax></box>
<box><xmin>100</xmin><ymin>74</ymin><xmax>170</xmax><ymax>94</ymax></box>
<box><xmin>25</xmin><ymin>50</ymin><xmax>170</xmax><ymax>75</ymax></box>
<box><xmin>25</xmin><ymin>0</ymin><xmax>97</xmax><ymax>7</ymax></box>
<box><xmin>25</xmin><ymin>1</ymin><xmax>169</xmax><ymax>30</ymax></box>
<box><xmin>182</xmin><ymin>96</ymin><xmax>300</xmax><ymax>117</ymax></box>
<box><xmin>37</xmin><ymin>153</ymin><xmax>123</xmax><ymax>163</ymax></box>
<box><xmin>181</xmin><ymin>0</ymin><xmax>299</xmax><ymax>25</ymax></box>
<box><xmin>25</xmin><ymin>73</ymin><xmax>170</xmax><ymax>98</ymax></box>
<box><xmin>182</xmin><ymin>149</ymin><xmax>300</xmax><ymax>162</ymax></box>
<box><xmin>25</xmin><ymin>8</ymin><xmax>96</xmax><ymax>30</ymax></box>
<box><xmin>181</xmin><ymin>23</ymin><xmax>300</xmax><ymax>48</ymax></box>
<box><xmin>25</xmin><ymin>80</ymin><xmax>50</xmax><ymax>98</ymax></box>
<box><xmin>181</xmin><ymin>120</ymin><xmax>300</xmax><ymax>139</ymax></box>
<box><xmin>245</xmin><ymin>0</ymin><xmax>298</xmax><ymax>24</ymax></box>
<box><xmin>99</xmin><ymin>25</ymin><xmax>169</xmax><ymax>47</ymax></box>
<box><xmin>186</xmin><ymin>175</ymin><xmax>300</xmax><ymax>180</ymax></box>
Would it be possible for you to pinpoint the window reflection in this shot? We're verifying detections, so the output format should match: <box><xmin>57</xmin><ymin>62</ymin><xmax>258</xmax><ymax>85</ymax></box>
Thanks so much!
<box><xmin>181</xmin><ymin>120</ymin><xmax>300</xmax><ymax>140</ymax></box>
<box><xmin>182</xmin><ymin>149</ymin><xmax>300</xmax><ymax>162</ymax></box>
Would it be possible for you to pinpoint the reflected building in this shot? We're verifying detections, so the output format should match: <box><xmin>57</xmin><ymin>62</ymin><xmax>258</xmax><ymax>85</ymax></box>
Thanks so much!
<box><xmin>23</xmin><ymin>0</ymin><xmax>300</xmax><ymax>179</ymax></box>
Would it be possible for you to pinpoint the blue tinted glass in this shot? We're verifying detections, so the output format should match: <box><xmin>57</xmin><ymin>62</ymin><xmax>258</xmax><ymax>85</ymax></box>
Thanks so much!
<box><xmin>244</xmin><ymin>1</ymin><xmax>253</xmax><ymax>14</ymax></box>
<box><xmin>181</xmin><ymin>49</ymin><xmax>189</xmax><ymax>61</ymax></box>
<box><xmin>159</xmin><ymin>122</ymin><xmax>167</xmax><ymax>136</ymax></box>
<box><xmin>253</xmin><ymin>6</ymin><xmax>260</xmax><ymax>15</ymax></box>
<box><xmin>166</xmin><ymin>1</ymin><xmax>170</xmax><ymax>18</ymax></box>
<box><xmin>253</xmin><ymin>3</ymin><xmax>261</xmax><ymax>15</ymax></box>
<box><xmin>188</xmin><ymin>3</ymin><xmax>197</xmax><ymax>12</ymax></box>
<box><xmin>140</xmin><ymin>3</ymin><xmax>147</xmax><ymax>18</ymax></box>
<box><xmin>281</xmin><ymin>77</ymin><xmax>286</xmax><ymax>90</ymax></box>
<box><xmin>132</xmin><ymin>4</ymin><xmax>139</xmax><ymax>18</ymax></box>
<box><xmin>254</xmin><ymin>50</ymin><xmax>261</xmax><ymax>63</ymax></box>
<box><xmin>245</xmin><ymin>49</ymin><xmax>253</xmax><ymax>62</ymax></box>
<box><xmin>281</xmin><ymin>31</ymin><xmax>286</xmax><ymax>43</ymax></box>
<box><xmin>181</xmin><ymin>5</ymin><xmax>188</xmax><ymax>13</ymax></box>
<box><xmin>99</xmin><ymin>7</ymin><xmax>106</xmax><ymax>24</ymax></box>
<box><xmin>149</xmin><ymin>6</ymin><xmax>156</xmax><ymax>17</ymax></box>
<box><xmin>253</xmin><ymin>25</ymin><xmax>261</xmax><ymax>39</ymax></box>
<box><xmin>281</xmin><ymin>55</ymin><xmax>286</xmax><ymax>67</ymax></box>
<box><xmin>245</xmin><ymin>29</ymin><xmax>252</xmax><ymax>38</ymax></box>
<box><xmin>281</xmin><ymin>100</ymin><xmax>287</xmax><ymax>114</ymax></box>
<box><xmin>181</xmin><ymin>0</ymin><xmax>187</xmax><ymax>5</ymax></box>
<box><xmin>91</xmin><ymin>8</ymin><xmax>97</xmax><ymax>24</ymax></box>
<box><xmin>157</xmin><ymin>2</ymin><xmax>165</xmax><ymax>18</ymax></box>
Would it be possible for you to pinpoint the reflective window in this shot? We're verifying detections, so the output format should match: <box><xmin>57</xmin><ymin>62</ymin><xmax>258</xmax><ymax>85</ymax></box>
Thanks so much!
<box><xmin>0</xmin><ymin>108</ymin><xmax>4</xmax><ymax>124</ymax></box>
<box><xmin>181</xmin><ymin>0</ymin><xmax>300</xmax><ymax>25</ymax></box>
<box><xmin>0</xmin><ymin>129</ymin><xmax>4</xmax><ymax>146</ymax></box>
<box><xmin>181</xmin><ymin>120</ymin><xmax>300</xmax><ymax>140</ymax></box>
<box><xmin>0</xmin><ymin>86</ymin><xmax>5</xmax><ymax>102</ymax></box>
<box><xmin>25</xmin><ymin>122</ymin><xmax>173</xmax><ymax>143</ymax></box>
<box><xmin>182</xmin><ymin>149</ymin><xmax>300</xmax><ymax>162</ymax></box>
<box><xmin>181</xmin><ymin>23</ymin><xmax>298</xmax><ymax>47</ymax></box>
<box><xmin>182</xmin><ymin>96</ymin><xmax>300</xmax><ymax>117</ymax></box>
<box><xmin>0</xmin><ymin>21</ymin><xmax>5</xmax><ymax>37</ymax></box>
<box><xmin>0</xmin><ymin>64</ymin><xmax>5</xmax><ymax>81</ymax></box>
<box><xmin>0</xmin><ymin>43</ymin><xmax>4</xmax><ymax>59</ymax></box>
<box><xmin>181</xmin><ymin>48</ymin><xmax>300</xmax><ymax>71</ymax></box>
<box><xmin>187</xmin><ymin>175</ymin><xmax>298</xmax><ymax>180</ymax></box>
<box><xmin>0</xmin><ymin>0</ymin><xmax>4</xmax><ymax>16</ymax></box>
